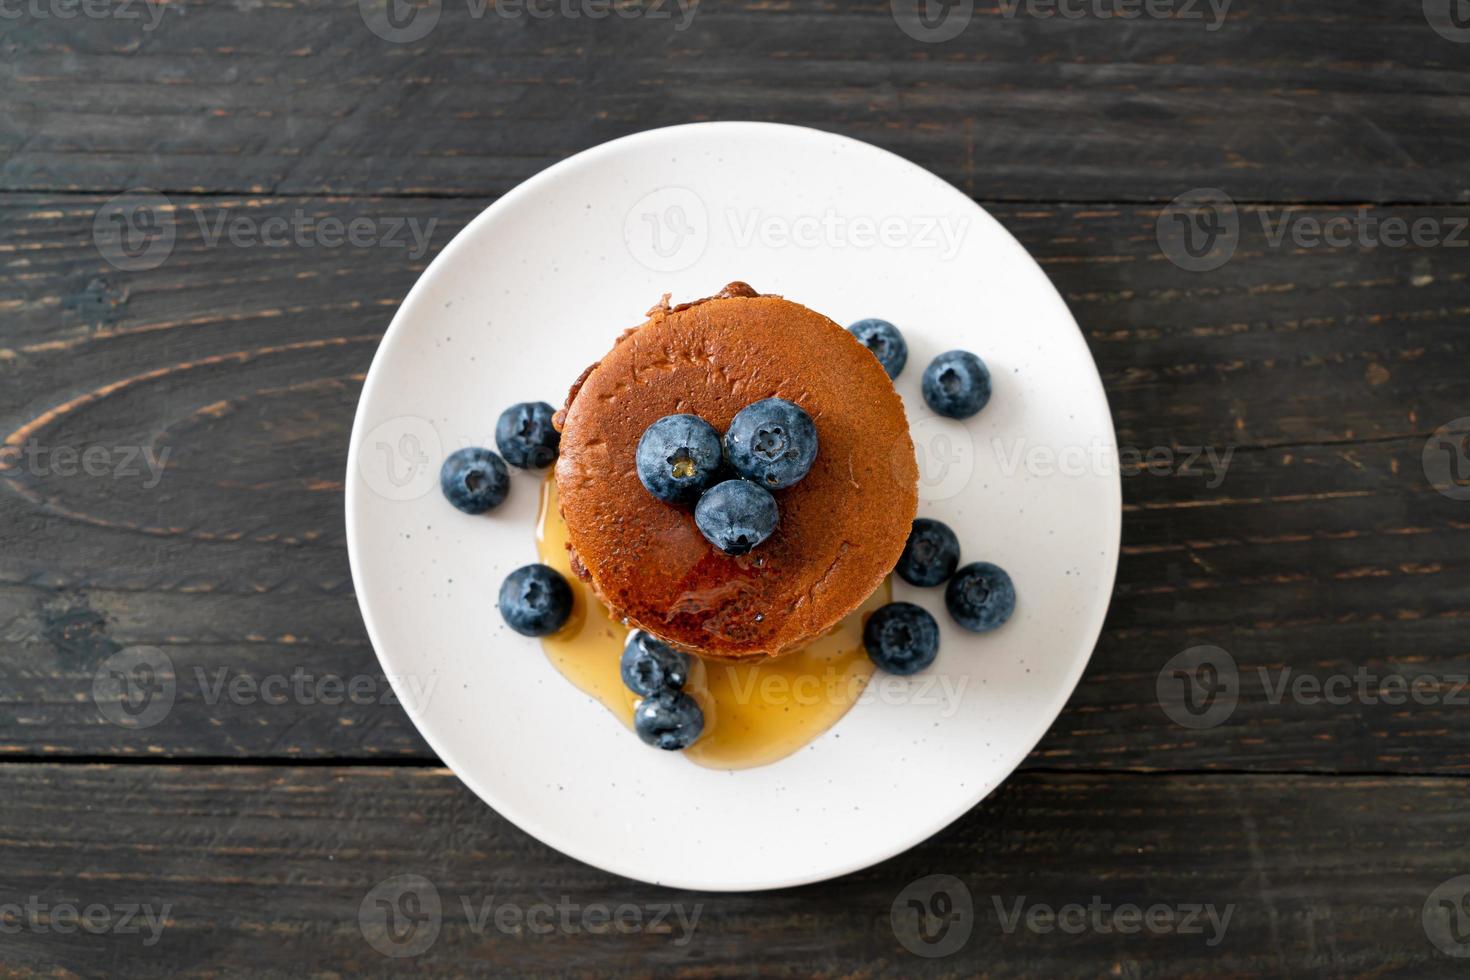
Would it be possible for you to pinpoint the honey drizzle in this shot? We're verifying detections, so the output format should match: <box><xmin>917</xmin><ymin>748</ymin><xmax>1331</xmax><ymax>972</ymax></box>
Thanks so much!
<box><xmin>535</xmin><ymin>475</ymin><xmax>887</xmax><ymax>770</ymax></box>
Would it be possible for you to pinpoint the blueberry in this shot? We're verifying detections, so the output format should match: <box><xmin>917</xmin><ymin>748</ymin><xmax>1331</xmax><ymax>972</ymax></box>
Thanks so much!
<box><xmin>634</xmin><ymin>689</ymin><xmax>705</xmax><ymax>750</ymax></box>
<box><xmin>495</xmin><ymin>401</ymin><xmax>560</xmax><ymax>469</ymax></box>
<box><xmin>922</xmin><ymin>350</ymin><xmax>992</xmax><ymax>419</ymax></box>
<box><xmin>694</xmin><ymin>479</ymin><xmax>779</xmax><ymax>556</ymax></box>
<box><xmin>620</xmin><ymin>631</ymin><xmax>691</xmax><ymax>696</ymax></box>
<box><xmin>636</xmin><ymin>414</ymin><xmax>723</xmax><ymax>504</ymax></box>
<box><xmin>723</xmin><ymin>398</ymin><xmax>818</xmax><ymax>490</ymax></box>
<box><xmin>440</xmin><ymin>447</ymin><xmax>509</xmax><ymax>514</ymax></box>
<box><xmin>863</xmin><ymin>602</ymin><xmax>940</xmax><ymax>675</ymax></box>
<box><xmin>498</xmin><ymin>563</ymin><xmax>573</xmax><ymax>637</ymax></box>
<box><xmin>946</xmin><ymin>562</ymin><xmax>1016</xmax><ymax>632</ymax></box>
<box><xmin>848</xmin><ymin>318</ymin><xmax>908</xmax><ymax>379</ymax></box>
<box><xmin>897</xmin><ymin>518</ymin><xmax>961</xmax><ymax>587</ymax></box>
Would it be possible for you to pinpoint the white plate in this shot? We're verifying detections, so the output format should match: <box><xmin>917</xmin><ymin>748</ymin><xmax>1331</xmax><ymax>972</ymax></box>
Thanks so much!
<box><xmin>346</xmin><ymin>122</ymin><xmax>1120</xmax><ymax>891</ymax></box>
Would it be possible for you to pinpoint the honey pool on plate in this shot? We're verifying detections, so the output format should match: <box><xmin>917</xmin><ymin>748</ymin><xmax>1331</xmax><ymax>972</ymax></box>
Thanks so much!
<box><xmin>535</xmin><ymin>476</ymin><xmax>888</xmax><ymax>769</ymax></box>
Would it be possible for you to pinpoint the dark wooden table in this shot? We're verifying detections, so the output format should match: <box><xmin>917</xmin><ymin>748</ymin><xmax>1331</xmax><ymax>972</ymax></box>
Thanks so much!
<box><xmin>4</xmin><ymin>1</ymin><xmax>1470</xmax><ymax>975</ymax></box>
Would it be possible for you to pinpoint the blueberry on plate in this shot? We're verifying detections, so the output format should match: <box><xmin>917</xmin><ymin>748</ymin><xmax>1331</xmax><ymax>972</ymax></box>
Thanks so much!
<box><xmin>440</xmin><ymin>447</ymin><xmax>510</xmax><ymax>514</ymax></box>
<box><xmin>946</xmin><ymin>561</ymin><xmax>1016</xmax><ymax>632</ymax></box>
<box><xmin>620</xmin><ymin>631</ymin><xmax>691</xmax><ymax>696</ymax></box>
<box><xmin>848</xmin><ymin>318</ymin><xmax>908</xmax><ymax>379</ymax></box>
<box><xmin>634</xmin><ymin>689</ymin><xmax>705</xmax><ymax>750</ymax></box>
<box><xmin>723</xmin><ymin>397</ymin><xmax>818</xmax><ymax>490</ymax></box>
<box><xmin>896</xmin><ymin>518</ymin><xmax>961</xmax><ymax>587</ymax></box>
<box><xmin>863</xmin><ymin>602</ymin><xmax>940</xmax><ymax>675</ymax></box>
<box><xmin>636</xmin><ymin>414</ymin><xmax>723</xmax><ymax>504</ymax></box>
<box><xmin>498</xmin><ymin>563</ymin><xmax>573</xmax><ymax>637</ymax></box>
<box><xmin>694</xmin><ymin>479</ymin><xmax>779</xmax><ymax>556</ymax></box>
<box><xmin>922</xmin><ymin>350</ymin><xmax>992</xmax><ymax>419</ymax></box>
<box><xmin>495</xmin><ymin>401</ymin><xmax>560</xmax><ymax>469</ymax></box>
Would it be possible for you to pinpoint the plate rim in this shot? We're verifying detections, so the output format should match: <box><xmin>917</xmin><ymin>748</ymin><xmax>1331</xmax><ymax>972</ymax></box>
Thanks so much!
<box><xmin>345</xmin><ymin>120</ymin><xmax>1122</xmax><ymax>892</ymax></box>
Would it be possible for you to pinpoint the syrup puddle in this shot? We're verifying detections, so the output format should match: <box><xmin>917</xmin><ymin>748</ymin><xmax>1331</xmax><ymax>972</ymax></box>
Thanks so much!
<box><xmin>535</xmin><ymin>476</ymin><xmax>887</xmax><ymax>769</ymax></box>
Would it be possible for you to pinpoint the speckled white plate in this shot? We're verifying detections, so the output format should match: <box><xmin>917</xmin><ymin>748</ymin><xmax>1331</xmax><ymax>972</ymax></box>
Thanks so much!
<box><xmin>346</xmin><ymin>122</ymin><xmax>1120</xmax><ymax>891</ymax></box>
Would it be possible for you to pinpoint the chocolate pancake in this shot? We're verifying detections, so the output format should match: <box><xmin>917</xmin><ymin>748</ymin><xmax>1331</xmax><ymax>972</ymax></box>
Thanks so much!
<box><xmin>554</xmin><ymin>283</ymin><xmax>919</xmax><ymax>660</ymax></box>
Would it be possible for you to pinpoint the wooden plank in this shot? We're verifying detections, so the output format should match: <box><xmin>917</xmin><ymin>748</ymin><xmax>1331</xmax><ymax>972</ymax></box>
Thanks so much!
<box><xmin>2</xmin><ymin>195</ymin><xmax>1468</xmax><ymax>768</ymax></box>
<box><xmin>0</xmin><ymin>764</ymin><xmax>1464</xmax><ymax>976</ymax></box>
<box><xmin>2</xmin><ymin>0</ymin><xmax>1469</xmax><ymax>201</ymax></box>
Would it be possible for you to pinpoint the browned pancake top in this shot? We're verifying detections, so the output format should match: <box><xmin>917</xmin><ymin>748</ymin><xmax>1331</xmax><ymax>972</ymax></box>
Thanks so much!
<box><xmin>554</xmin><ymin>284</ymin><xmax>918</xmax><ymax>659</ymax></box>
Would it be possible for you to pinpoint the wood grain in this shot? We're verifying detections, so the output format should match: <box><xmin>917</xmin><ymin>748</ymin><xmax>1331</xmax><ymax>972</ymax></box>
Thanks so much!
<box><xmin>2</xmin><ymin>0</ymin><xmax>1469</xmax><ymax>201</ymax></box>
<box><xmin>5</xmin><ymin>6</ymin><xmax>1468</xmax><ymax>975</ymax></box>
<box><xmin>2</xmin><ymin>194</ymin><xmax>1467</xmax><ymax>770</ymax></box>
<box><xmin>0</xmin><ymin>763</ymin><xmax>1465</xmax><ymax>977</ymax></box>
